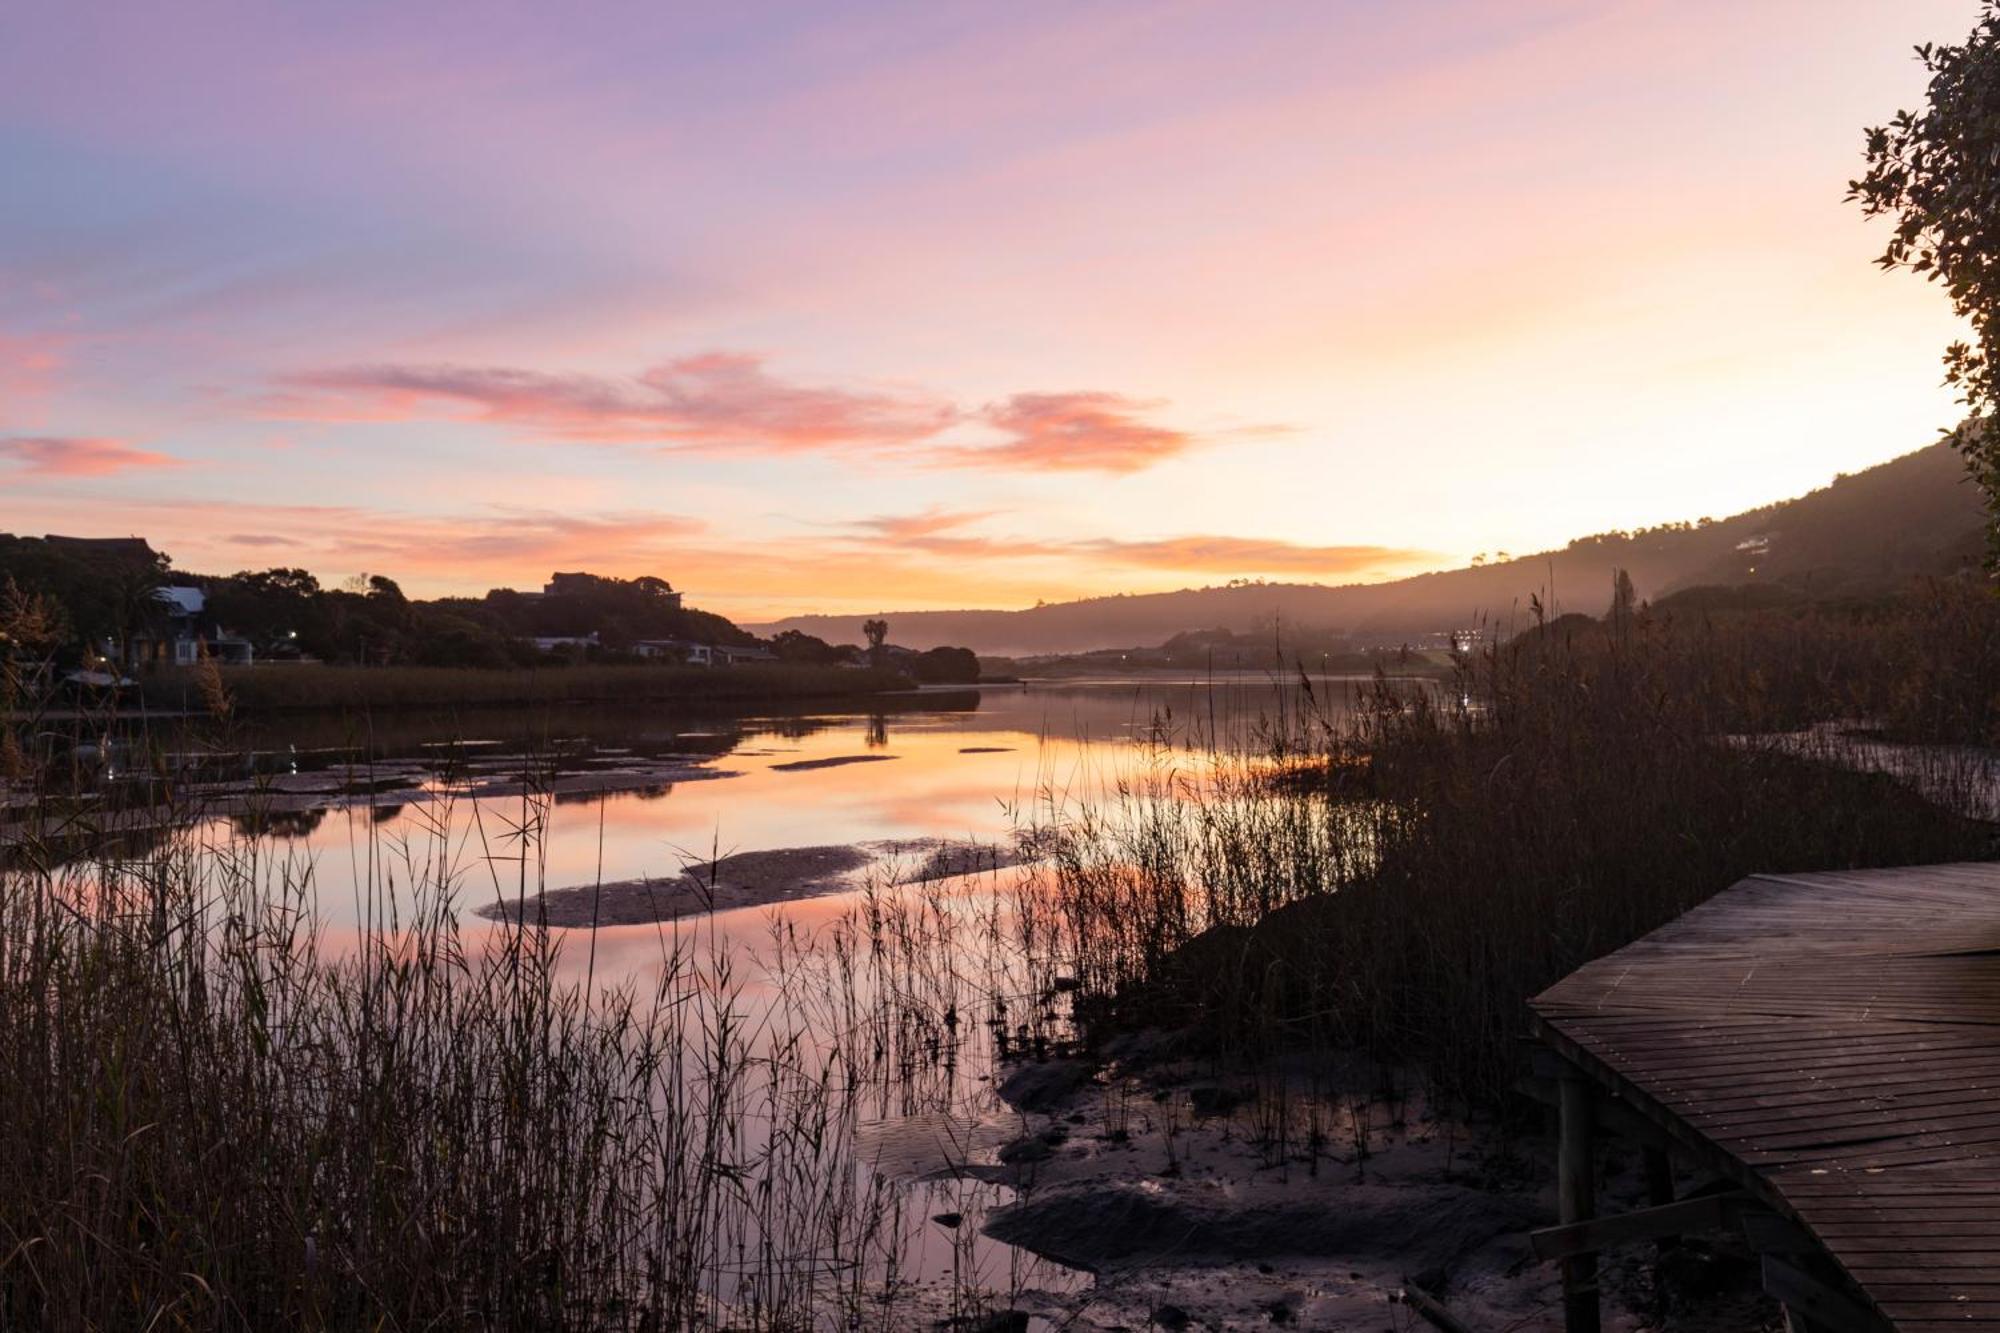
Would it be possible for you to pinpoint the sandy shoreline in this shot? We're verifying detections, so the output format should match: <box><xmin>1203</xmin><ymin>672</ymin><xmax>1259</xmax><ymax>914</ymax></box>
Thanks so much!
<box><xmin>477</xmin><ymin>836</ymin><xmax>1033</xmax><ymax>926</ymax></box>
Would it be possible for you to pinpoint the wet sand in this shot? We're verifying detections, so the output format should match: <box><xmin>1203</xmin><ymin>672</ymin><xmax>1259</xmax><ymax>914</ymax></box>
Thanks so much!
<box><xmin>477</xmin><ymin>836</ymin><xmax>1031</xmax><ymax>926</ymax></box>
<box><xmin>856</xmin><ymin>1044</ymin><xmax>1783</xmax><ymax>1331</ymax></box>
<box><xmin>769</xmin><ymin>753</ymin><xmax>899</xmax><ymax>772</ymax></box>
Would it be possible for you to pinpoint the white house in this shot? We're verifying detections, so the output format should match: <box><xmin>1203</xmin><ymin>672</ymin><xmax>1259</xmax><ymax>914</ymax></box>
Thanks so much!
<box><xmin>128</xmin><ymin>586</ymin><xmax>253</xmax><ymax>667</ymax></box>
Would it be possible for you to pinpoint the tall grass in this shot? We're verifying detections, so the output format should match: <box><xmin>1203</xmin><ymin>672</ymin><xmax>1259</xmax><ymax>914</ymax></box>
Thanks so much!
<box><xmin>1027</xmin><ymin>587</ymin><xmax>2000</xmax><ymax>1104</ymax></box>
<box><xmin>0</xmin><ymin>710</ymin><xmax>1080</xmax><ymax>1332</ymax></box>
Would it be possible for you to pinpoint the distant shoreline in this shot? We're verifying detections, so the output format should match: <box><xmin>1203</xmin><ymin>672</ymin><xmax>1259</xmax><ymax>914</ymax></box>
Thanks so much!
<box><xmin>122</xmin><ymin>662</ymin><xmax>920</xmax><ymax>716</ymax></box>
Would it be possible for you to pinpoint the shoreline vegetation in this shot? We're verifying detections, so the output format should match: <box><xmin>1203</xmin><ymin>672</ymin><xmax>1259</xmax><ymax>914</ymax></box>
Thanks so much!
<box><xmin>3</xmin><ymin>573</ymin><xmax>2000</xmax><ymax>1327</ymax></box>
<box><xmin>1034</xmin><ymin>584</ymin><xmax>2000</xmax><ymax>1105</ymax></box>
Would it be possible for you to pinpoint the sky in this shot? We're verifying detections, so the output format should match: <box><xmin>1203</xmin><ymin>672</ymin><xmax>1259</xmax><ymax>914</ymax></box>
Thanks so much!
<box><xmin>0</xmin><ymin>0</ymin><xmax>1984</xmax><ymax>621</ymax></box>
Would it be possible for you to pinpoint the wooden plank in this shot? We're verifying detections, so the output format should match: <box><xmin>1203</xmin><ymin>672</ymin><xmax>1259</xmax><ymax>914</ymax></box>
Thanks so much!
<box><xmin>1529</xmin><ymin>864</ymin><xmax>2000</xmax><ymax>1330</ymax></box>
<box><xmin>1761</xmin><ymin>1255</ymin><xmax>1891</xmax><ymax>1333</ymax></box>
<box><xmin>1529</xmin><ymin>1193</ymin><xmax>1748</xmax><ymax>1261</ymax></box>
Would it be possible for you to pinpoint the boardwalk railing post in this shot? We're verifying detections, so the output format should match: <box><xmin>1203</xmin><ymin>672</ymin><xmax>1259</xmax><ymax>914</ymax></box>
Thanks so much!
<box><xmin>1642</xmin><ymin>1145</ymin><xmax>1677</xmax><ymax>1256</ymax></box>
<box><xmin>1558</xmin><ymin>1070</ymin><xmax>1600</xmax><ymax>1333</ymax></box>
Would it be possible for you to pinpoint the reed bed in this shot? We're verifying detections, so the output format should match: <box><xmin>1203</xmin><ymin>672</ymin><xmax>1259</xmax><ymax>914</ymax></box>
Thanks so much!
<box><xmin>0</xmin><ymin>756</ymin><xmax>1051</xmax><ymax>1331</ymax></box>
<box><xmin>1026</xmin><ymin>586</ymin><xmax>2000</xmax><ymax>1104</ymax></box>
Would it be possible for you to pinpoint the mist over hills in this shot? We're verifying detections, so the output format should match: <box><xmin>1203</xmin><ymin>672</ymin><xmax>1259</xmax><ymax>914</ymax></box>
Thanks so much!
<box><xmin>750</xmin><ymin>442</ymin><xmax>1985</xmax><ymax>656</ymax></box>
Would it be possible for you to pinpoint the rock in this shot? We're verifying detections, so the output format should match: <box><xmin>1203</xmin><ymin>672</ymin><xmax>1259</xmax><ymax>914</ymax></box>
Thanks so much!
<box><xmin>984</xmin><ymin>1178</ymin><xmax>1546</xmax><ymax>1274</ymax></box>
<box><xmin>997</xmin><ymin>1058</ymin><xmax>1095</xmax><ymax>1112</ymax></box>
<box><xmin>998</xmin><ymin>1134</ymin><xmax>1054</xmax><ymax>1165</ymax></box>
<box><xmin>1151</xmin><ymin>1304</ymin><xmax>1192</xmax><ymax>1330</ymax></box>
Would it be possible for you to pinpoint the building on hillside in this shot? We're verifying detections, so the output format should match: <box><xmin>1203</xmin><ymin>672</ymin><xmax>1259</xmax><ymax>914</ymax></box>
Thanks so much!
<box><xmin>714</xmin><ymin>643</ymin><xmax>775</xmax><ymax>667</ymax></box>
<box><xmin>631</xmin><ymin>639</ymin><xmax>774</xmax><ymax>667</ymax></box>
<box><xmin>531</xmin><ymin>633</ymin><xmax>600</xmax><ymax>654</ymax></box>
<box><xmin>127</xmin><ymin>586</ymin><xmax>255</xmax><ymax>667</ymax></box>
<box><xmin>633</xmin><ymin>638</ymin><xmax>709</xmax><ymax>664</ymax></box>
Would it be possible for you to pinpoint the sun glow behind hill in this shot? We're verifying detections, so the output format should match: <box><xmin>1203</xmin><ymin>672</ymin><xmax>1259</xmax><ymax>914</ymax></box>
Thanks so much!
<box><xmin>748</xmin><ymin>443</ymin><xmax>1987</xmax><ymax>655</ymax></box>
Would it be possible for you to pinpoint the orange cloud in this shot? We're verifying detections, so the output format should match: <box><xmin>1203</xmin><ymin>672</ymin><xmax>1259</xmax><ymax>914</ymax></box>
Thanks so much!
<box><xmin>844</xmin><ymin>511</ymin><xmax>1433</xmax><ymax>579</ymax></box>
<box><xmin>964</xmin><ymin>392</ymin><xmax>1193</xmax><ymax>473</ymax></box>
<box><xmin>278</xmin><ymin>353</ymin><xmax>957</xmax><ymax>451</ymax></box>
<box><xmin>271</xmin><ymin>356</ymin><xmax>1236</xmax><ymax>474</ymax></box>
<box><xmin>0</xmin><ymin>436</ymin><xmax>179</xmax><ymax>476</ymax></box>
<box><xmin>855</xmin><ymin>508</ymin><xmax>996</xmax><ymax>542</ymax></box>
<box><xmin>1084</xmin><ymin>534</ymin><xmax>1433</xmax><ymax>577</ymax></box>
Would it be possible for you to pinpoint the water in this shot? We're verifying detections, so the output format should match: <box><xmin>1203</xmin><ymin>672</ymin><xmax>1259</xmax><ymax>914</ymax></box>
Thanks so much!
<box><xmin>8</xmin><ymin>672</ymin><xmax>1387</xmax><ymax>1323</ymax></box>
<box><xmin>172</xmin><ymin>673</ymin><xmax>1356</xmax><ymax>922</ymax></box>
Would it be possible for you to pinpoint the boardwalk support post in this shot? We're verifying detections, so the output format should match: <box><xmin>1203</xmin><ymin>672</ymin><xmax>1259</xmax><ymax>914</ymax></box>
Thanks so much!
<box><xmin>1558</xmin><ymin>1068</ymin><xmax>1599</xmax><ymax>1333</ymax></box>
<box><xmin>1642</xmin><ymin>1145</ymin><xmax>1678</xmax><ymax>1257</ymax></box>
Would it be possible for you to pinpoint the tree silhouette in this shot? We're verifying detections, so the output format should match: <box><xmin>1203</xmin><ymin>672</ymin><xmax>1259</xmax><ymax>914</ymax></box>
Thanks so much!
<box><xmin>1852</xmin><ymin>8</ymin><xmax>2000</xmax><ymax>565</ymax></box>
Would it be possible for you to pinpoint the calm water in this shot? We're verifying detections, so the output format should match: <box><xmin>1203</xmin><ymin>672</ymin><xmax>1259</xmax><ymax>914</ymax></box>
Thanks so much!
<box><xmin>30</xmin><ymin>673</ymin><xmax>1388</xmax><ymax>1320</ymax></box>
<box><xmin>207</xmin><ymin>672</ymin><xmax>1366</xmax><ymax>926</ymax></box>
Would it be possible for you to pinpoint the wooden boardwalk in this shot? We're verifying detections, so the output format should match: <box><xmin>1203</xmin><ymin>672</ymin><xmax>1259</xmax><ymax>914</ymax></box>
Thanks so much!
<box><xmin>1530</xmin><ymin>862</ymin><xmax>2000</xmax><ymax>1332</ymax></box>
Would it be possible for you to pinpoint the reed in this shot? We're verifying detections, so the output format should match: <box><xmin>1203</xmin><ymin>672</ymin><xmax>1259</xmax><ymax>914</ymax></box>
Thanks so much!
<box><xmin>0</xmin><ymin>738</ymin><xmax>1030</xmax><ymax>1330</ymax></box>
<box><xmin>1026</xmin><ymin>585</ymin><xmax>2000</xmax><ymax>1104</ymax></box>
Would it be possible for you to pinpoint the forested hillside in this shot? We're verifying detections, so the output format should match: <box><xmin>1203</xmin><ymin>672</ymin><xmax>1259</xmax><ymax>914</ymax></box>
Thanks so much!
<box><xmin>752</xmin><ymin>442</ymin><xmax>1984</xmax><ymax>654</ymax></box>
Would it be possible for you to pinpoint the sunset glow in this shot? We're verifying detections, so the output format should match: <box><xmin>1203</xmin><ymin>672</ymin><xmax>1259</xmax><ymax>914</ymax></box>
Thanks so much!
<box><xmin>0</xmin><ymin>0</ymin><xmax>1980</xmax><ymax>618</ymax></box>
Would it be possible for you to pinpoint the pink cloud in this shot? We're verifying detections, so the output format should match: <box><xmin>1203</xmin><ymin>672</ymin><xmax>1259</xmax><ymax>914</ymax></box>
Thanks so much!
<box><xmin>0</xmin><ymin>331</ymin><xmax>63</xmax><ymax>398</ymax></box>
<box><xmin>965</xmin><ymin>392</ymin><xmax>1193</xmax><ymax>473</ymax></box>
<box><xmin>0</xmin><ymin>436</ymin><xmax>179</xmax><ymax>477</ymax></box>
<box><xmin>272</xmin><ymin>356</ymin><xmax>1239</xmax><ymax>474</ymax></box>
<box><xmin>846</xmin><ymin>510</ymin><xmax>1434</xmax><ymax>578</ymax></box>
<box><xmin>0</xmin><ymin>329</ymin><xmax>71</xmax><ymax>430</ymax></box>
<box><xmin>279</xmin><ymin>353</ymin><xmax>957</xmax><ymax>451</ymax></box>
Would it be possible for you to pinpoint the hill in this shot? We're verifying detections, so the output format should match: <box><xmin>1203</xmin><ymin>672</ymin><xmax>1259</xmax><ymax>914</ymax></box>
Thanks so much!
<box><xmin>749</xmin><ymin>442</ymin><xmax>1985</xmax><ymax>655</ymax></box>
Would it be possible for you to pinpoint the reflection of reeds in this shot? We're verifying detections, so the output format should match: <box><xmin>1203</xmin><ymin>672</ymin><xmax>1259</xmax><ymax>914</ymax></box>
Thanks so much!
<box><xmin>1021</xmin><ymin>588</ymin><xmax>2000</xmax><ymax>1105</ymax></box>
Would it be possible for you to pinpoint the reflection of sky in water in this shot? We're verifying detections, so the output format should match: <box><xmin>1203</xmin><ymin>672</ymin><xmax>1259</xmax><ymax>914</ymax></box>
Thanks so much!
<box><xmin>226</xmin><ymin>675</ymin><xmax>1374</xmax><ymax>927</ymax></box>
<box><xmin>173</xmin><ymin>675</ymin><xmax>1381</xmax><ymax>1314</ymax></box>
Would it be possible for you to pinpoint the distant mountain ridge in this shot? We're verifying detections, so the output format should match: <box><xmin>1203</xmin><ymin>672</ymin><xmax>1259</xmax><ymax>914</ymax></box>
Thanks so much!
<box><xmin>750</xmin><ymin>443</ymin><xmax>1986</xmax><ymax>655</ymax></box>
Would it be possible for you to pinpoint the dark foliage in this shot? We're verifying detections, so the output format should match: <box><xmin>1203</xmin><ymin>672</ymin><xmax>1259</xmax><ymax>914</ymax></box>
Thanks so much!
<box><xmin>1851</xmin><ymin>5</ymin><xmax>2000</xmax><ymax>562</ymax></box>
